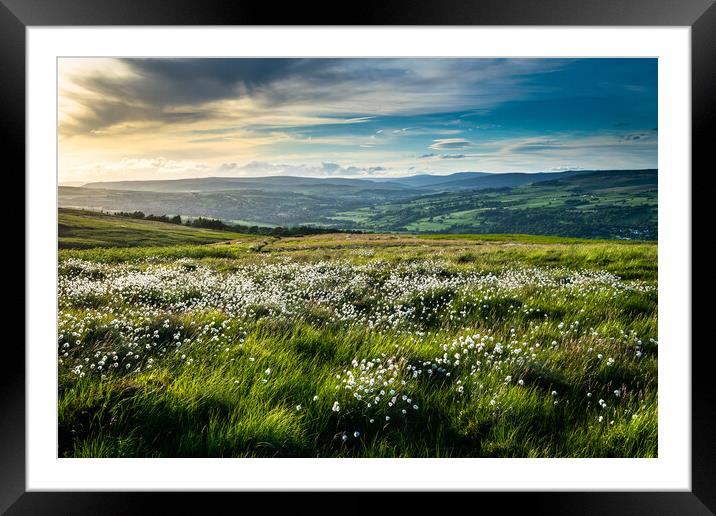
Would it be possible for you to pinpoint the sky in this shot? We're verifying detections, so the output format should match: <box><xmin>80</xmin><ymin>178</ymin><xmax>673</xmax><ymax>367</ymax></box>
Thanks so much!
<box><xmin>58</xmin><ymin>58</ymin><xmax>657</xmax><ymax>183</ymax></box>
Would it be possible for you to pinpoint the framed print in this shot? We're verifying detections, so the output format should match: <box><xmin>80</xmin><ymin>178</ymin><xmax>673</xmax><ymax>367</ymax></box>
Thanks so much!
<box><xmin>5</xmin><ymin>0</ymin><xmax>714</xmax><ymax>513</ymax></box>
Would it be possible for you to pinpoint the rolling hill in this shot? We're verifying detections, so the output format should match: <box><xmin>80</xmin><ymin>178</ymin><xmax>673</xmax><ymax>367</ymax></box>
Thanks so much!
<box><xmin>58</xmin><ymin>208</ymin><xmax>253</xmax><ymax>249</ymax></box>
<box><xmin>368</xmin><ymin>171</ymin><xmax>491</xmax><ymax>188</ymax></box>
<box><xmin>421</xmin><ymin>169</ymin><xmax>591</xmax><ymax>192</ymax></box>
<box><xmin>81</xmin><ymin>175</ymin><xmax>413</xmax><ymax>193</ymax></box>
<box><xmin>332</xmin><ymin>170</ymin><xmax>657</xmax><ymax>239</ymax></box>
<box><xmin>59</xmin><ymin>169</ymin><xmax>657</xmax><ymax>239</ymax></box>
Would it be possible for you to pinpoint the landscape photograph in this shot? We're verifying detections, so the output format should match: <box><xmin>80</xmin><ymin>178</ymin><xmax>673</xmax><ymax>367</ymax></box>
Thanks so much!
<box><xmin>57</xmin><ymin>57</ymin><xmax>658</xmax><ymax>458</ymax></box>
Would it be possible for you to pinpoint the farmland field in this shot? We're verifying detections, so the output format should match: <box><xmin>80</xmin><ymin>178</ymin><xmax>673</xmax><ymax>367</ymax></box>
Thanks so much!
<box><xmin>59</xmin><ymin>169</ymin><xmax>657</xmax><ymax>240</ymax></box>
<box><xmin>58</xmin><ymin>211</ymin><xmax>658</xmax><ymax>458</ymax></box>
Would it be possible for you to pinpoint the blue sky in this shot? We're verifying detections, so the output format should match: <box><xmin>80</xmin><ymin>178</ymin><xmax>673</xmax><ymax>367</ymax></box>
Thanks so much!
<box><xmin>59</xmin><ymin>58</ymin><xmax>657</xmax><ymax>182</ymax></box>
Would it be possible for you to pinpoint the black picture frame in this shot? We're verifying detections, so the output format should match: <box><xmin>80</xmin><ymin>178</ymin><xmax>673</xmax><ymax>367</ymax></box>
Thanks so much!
<box><xmin>5</xmin><ymin>0</ymin><xmax>712</xmax><ymax>513</ymax></box>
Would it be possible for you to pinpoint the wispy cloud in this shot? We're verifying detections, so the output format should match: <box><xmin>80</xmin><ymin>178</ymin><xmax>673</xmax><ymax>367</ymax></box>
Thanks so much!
<box><xmin>429</xmin><ymin>138</ymin><xmax>473</xmax><ymax>150</ymax></box>
<box><xmin>59</xmin><ymin>58</ymin><xmax>566</xmax><ymax>138</ymax></box>
<box><xmin>73</xmin><ymin>158</ymin><xmax>392</xmax><ymax>181</ymax></box>
<box><xmin>59</xmin><ymin>58</ymin><xmax>658</xmax><ymax>182</ymax></box>
<box><xmin>420</xmin><ymin>153</ymin><xmax>467</xmax><ymax>160</ymax></box>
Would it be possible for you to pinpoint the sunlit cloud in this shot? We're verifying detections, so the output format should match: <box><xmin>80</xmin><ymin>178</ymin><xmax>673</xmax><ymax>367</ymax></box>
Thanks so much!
<box><xmin>59</xmin><ymin>58</ymin><xmax>657</xmax><ymax>182</ymax></box>
<box><xmin>429</xmin><ymin>138</ymin><xmax>473</xmax><ymax>151</ymax></box>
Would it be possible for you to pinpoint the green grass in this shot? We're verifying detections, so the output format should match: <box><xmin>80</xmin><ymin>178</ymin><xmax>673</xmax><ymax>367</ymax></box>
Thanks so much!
<box><xmin>58</xmin><ymin>213</ymin><xmax>657</xmax><ymax>458</ymax></box>
<box><xmin>59</xmin><ymin>208</ymin><xmax>254</xmax><ymax>249</ymax></box>
<box><xmin>417</xmin><ymin>233</ymin><xmax>649</xmax><ymax>244</ymax></box>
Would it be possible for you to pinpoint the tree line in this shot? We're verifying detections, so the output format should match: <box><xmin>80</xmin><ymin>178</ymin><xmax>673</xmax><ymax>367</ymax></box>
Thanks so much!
<box><xmin>113</xmin><ymin>211</ymin><xmax>364</xmax><ymax>237</ymax></box>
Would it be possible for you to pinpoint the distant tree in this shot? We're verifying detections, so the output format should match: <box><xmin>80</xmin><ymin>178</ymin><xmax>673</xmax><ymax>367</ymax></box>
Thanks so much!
<box><xmin>186</xmin><ymin>217</ymin><xmax>228</xmax><ymax>230</ymax></box>
<box><xmin>116</xmin><ymin>211</ymin><xmax>146</xmax><ymax>219</ymax></box>
<box><xmin>146</xmin><ymin>214</ymin><xmax>172</xmax><ymax>223</ymax></box>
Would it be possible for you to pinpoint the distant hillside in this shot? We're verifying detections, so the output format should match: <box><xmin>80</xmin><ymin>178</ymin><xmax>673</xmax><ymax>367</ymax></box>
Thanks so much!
<box><xmin>59</xmin><ymin>182</ymin><xmax>423</xmax><ymax>227</ymax></box>
<box><xmin>60</xmin><ymin>169</ymin><xmax>657</xmax><ymax>240</ymax></box>
<box><xmin>535</xmin><ymin>169</ymin><xmax>658</xmax><ymax>191</ymax></box>
<box><xmin>424</xmin><ymin>170</ymin><xmax>588</xmax><ymax>191</ymax></box>
<box><xmin>332</xmin><ymin>169</ymin><xmax>657</xmax><ymax>240</ymax></box>
<box><xmin>81</xmin><ymin>175</ymin><xmax>414</xmax><ymax>193</ymax></box>
<box><xmin>369</xmin><ymin>172</ymin><xmax>491</xmax><ymax>188</ymax></box>
<box><xmin>78</xmin><ymin>169</ymin><xmax>644</xmax><ymax>194</ymax></box>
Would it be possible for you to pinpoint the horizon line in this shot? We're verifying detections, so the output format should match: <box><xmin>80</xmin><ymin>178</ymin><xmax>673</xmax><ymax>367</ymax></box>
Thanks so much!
<box><xmin>59</xmin><ymin>168</ymin><xmax>658</xmax><ymax>186</ymax></box>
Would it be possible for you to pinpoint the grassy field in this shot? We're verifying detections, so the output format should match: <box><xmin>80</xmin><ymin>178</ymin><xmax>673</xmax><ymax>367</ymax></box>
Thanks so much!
<box><xmin>59</xmin><ymin>208</ymin><xmax>252</xmax><ymax>249</ymax></box>
<box><xmin>57</xmin><ymin>213</ymin><xmax>658</xmax><ymax>458</ymax></box>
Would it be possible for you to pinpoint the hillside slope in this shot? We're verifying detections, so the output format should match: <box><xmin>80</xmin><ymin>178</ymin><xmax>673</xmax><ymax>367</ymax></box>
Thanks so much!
<box><xmin>58</xmin><ymin>208</ymin><xmax>253</xmax><ymax>249</ymax></box>
<box><xmin>81</xmin><ymin>175</ymin><xmax>415</xmax><ymax>193</ymax></box>
<box><xmin>333</xmin><ymin>170</ymin><xmax>657</xmax><ymax>239</ymax></box>
<box><xmin>423</xmin><ymin>169</ymin><xmax>592</xmax><ymax>192</ymax></box>
<box><xmin>59</xmin><ymin>169</ymin><xmax>657</xmax><ymax>239</ymax></box>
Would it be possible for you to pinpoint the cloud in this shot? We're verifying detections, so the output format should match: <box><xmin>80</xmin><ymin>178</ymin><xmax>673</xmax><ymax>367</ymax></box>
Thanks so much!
<box><xmin>59</xmin><ymin>58</ymin><xmax>658</xmax><ymax>181</ymax></box>
<box><xmin>498</xmin><ymin>134</ymin><xmax>656</xmax><ymax>157</ymax></box>
<box><xmin>321</xmin><ymin>162</ymin><xmax>341</xmax><ymax>173</ymax></box>
<box><xmin>60</xmin><ymin>58</ymin><xmax>323</xmax><ymax>136</ymax></box>
<box><xmin>551</xmin><ymin>166</ymin><xmax>586</xmax><ymax>171</ymax></box>
<box><xmin>429</xmin><ymin>138</ymin><xmax>473</xmax><ymax>150</ymax></box>
<box><xmin>474</xmin><ymin>133</ymin><xmax>657</xmax><ymax>171</ymax></box>
<box><xmin>619</xmin><ymin>132</ymin><xmax>654</xmax><ymax>142</ymax></box>
<box><xmin>59</xmin><ymin>58</ymin><xmax>568</xmax><ymax>137</ymax></box>
<box><xmin>241</xmin><ymin>161</ymin><xmax>389</xmax><ymax>177</ymax></box>
<box><xmin>343</xmin><ymin>116</ymin><xmax>376</xmax><ymax>124</ymax></box>
<box><xmin>73</xmin><ymin>158</ymin><xmax>391</xmax><ymax>181</ymax></box>
<box><xmin>73</xmin><ymin>157</ymin><xmax>212</xmax><ymax>181</ymax></box>
<box><xmin>420</xmin><ymin>153</ymin><xmax>467</xmax><ymax>160</ymax></box>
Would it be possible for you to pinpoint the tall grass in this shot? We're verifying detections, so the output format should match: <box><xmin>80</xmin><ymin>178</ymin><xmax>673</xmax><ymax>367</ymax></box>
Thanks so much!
<box><xmin>58</xmin><ymin>235</ymin><xmax>657</xmax><ymax>457</ymax></box>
